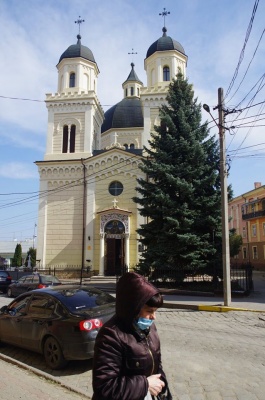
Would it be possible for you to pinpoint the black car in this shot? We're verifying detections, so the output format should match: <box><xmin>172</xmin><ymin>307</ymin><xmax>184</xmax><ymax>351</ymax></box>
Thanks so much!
<box><xmin>0</xmin><ymin>285</ymin><xmax>115</xmax><ymax>369</ymax></box>
<box><xmin>0</xmin><ymin>270</ymin><xmax>12</xmax><ymax>293</ymax></box>
<box><xmin>7</xmin><ymin>273</ymin><xmax>62</xmax><ymax>298</ymax></box>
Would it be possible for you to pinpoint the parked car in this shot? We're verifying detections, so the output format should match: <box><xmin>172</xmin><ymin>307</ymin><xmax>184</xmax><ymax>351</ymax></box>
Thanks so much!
<box><xmin>7</xmin><ymin>273</ymin><xmax>62</xmax><ymax>298</ymax></box>
<box><xmin>0</xmin><ymin>285</ymin><xmax>115</xmax><ymax>369</ymax></box>
<box><xmin>0</xmin><ymin>270</ymin><xmax>12</xmax><ymax>294</ymax></box>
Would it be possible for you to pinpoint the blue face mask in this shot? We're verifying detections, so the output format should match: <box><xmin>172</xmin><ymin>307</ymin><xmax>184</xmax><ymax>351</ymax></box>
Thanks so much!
<box><xmin>136</xmin><ymin>317</ymin><xmax>154</xmax><ymax>331</ymax></box>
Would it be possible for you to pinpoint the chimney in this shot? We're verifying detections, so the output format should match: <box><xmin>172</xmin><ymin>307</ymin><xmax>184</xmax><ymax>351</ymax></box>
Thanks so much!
<box><xmin>254</xmin><ymin>182</ymin><xmax>261</xmax><ymax>189</ymax></box>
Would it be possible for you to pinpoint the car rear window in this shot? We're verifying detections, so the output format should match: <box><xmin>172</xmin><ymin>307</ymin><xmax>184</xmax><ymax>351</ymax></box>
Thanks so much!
<box><xmin>0</xmin><ymin>271</ymin><xmax>9</xmax><ymax>278</ymax></box>
<box><xmin>56</xmin><ymin>287</ymin><xmax>115</xmax><ymax>312</ymax></box>
<box><xmin>41</xmin><ymin>275</ymin><xmax>61</xmax><ymax>284</ymax></box>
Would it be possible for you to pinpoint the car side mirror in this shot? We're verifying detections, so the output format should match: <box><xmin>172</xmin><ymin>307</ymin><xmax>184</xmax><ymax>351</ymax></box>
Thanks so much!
<box><xmin>0</xmin><ymin>305</ymin><xmax>8</xmax><ymax>314</ymax></box>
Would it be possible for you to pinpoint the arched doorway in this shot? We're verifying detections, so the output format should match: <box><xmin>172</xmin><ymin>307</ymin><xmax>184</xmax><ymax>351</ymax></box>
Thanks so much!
<box><xmin>104</xmin><ymin>220</ymin><xmax>125</xmax><ymax>276</ymax></box>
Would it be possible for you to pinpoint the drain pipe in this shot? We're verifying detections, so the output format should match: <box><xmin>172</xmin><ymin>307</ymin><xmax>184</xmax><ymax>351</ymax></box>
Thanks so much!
<box><xmin>80</xmin><ymin>158</ymin><xmax>86</xmax><ymax>284</ymax></box>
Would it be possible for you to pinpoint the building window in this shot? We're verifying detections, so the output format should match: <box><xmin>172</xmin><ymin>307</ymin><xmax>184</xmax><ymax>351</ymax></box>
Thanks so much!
<box><xmin>251</xmin><ymin>224</ymin><xmax>257</xmax><ymax>237</ymax></box>
<box><xmin>163</xmin><ymin>66</ymin><xmax>170</xmax><ymax>81</ymax></box>
<box><xmin>69</xmin><ymin>73</ymin><xmax>75</xmax><ymax>88</ymax></box>
<box><xmin>130</xmin><ymin>143</ymin><xmax>135</xmax><ymax>149</ymax></box>
<box><xmin>242</xmin><ymin>227</ymin><xmax>246</xmax><ymax>238</ymax></box>
<box><xmin>252</xmin><ymin>246</ymin><xmax>258</xmax><ymax>259</ymax></box>
<box><xmin>109</xmin><ymin>181</ymin><xmax>123</xmax><ymax>196</ymax></box>
<box><xmin>137</xmin><ymin>88</ymin><xmax>140</xmax><ymax>96</ymax></box>
<box><xmin>125</xmin><ymin>88</ymin><xmax>128</xmax><ymax>97</ymax></box>
<box><xmin>62</xmin><ymin>125</ymin><xmax>68</xmax><ymax>153</ymax></box>
<box><xmin>124</xmin><ymin>144</ymin><xmax>128</xmax><ymax>150</ymax></box>
<box><xmin>242</xmin><ymin>247</ymin><xmax>247</xmax><ymax>259</ymax></box>
<box><xmin>130</xmin><ymin>87</ymin><xmax>134</xmax><ymax>96</ymax></box>
<box><xmin>62</xmin><ymin>124</ymin><xmax>76</xmax><ymax>153</ymax></box>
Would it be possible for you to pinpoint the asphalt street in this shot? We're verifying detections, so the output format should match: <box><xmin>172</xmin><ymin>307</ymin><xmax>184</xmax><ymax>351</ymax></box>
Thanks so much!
<box><xmin>0</xmin><ymin>272</ymin><xmax>264</xmax><ymax>399</ymax></box>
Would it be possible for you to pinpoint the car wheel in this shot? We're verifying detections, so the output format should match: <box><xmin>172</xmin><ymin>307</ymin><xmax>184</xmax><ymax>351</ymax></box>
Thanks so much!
<box><xmin>6</xmin><ymin>288</ymin><xmax>13</xmax><ymax>298</ymax></box>
<box><xmin>43</xmin><ymin>336</ymin><xmax>67</xmax><ymax>370</ymax></box>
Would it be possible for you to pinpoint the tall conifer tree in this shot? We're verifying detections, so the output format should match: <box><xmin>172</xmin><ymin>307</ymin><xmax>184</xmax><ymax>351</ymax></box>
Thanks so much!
<box><xmin>133</xmin><ymin>71</ymin><xmax>222</xmax><ymax>275</ymax></box>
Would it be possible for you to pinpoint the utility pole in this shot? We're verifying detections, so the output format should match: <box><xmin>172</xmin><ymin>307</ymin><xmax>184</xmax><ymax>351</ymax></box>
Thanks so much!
<box><xmin>218</xmin><ymin>87</ymin><xmax>231</xmax><ymax>306</ymax></box>
<box><xmin>203</xmin><ymin>88</ymin><xmax>231</xmax><ymax>306</ymax></box>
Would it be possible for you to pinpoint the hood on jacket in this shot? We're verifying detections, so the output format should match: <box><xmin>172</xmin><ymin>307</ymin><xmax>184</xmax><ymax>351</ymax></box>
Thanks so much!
<box><xmin>115</xmin><ymin>272</ymin><xmax>159</xmax><ymax>325</ymax></box>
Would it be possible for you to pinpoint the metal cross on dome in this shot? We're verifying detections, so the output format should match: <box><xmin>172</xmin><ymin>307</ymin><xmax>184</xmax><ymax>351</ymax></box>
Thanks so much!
<box><xmin>159</xmin><ymin>8</ymin><xmax>170</xmax><ymax>27</ymax></box>
<box><xmin>128</xmin><ymin>48</ymin><xmax>137</xmax><ymax>63</ymax></box>
<box><xmin>75</xmin><ymin>16</ymin><xmax>85</xmax><ymax>34</ymax></box>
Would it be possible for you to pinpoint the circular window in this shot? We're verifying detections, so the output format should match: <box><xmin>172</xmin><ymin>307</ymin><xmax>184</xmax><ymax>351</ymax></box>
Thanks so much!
<box><xmin>109</xmin><ymin>181</ymin><xmax>123</xmax><ymax>196</ymax></box>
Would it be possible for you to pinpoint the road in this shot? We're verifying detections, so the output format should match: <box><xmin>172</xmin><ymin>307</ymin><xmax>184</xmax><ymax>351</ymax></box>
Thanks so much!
<box><xmin>1</xmin><ymin>293</ymin><xmax>265</xmax><ymax>399</ymax></box>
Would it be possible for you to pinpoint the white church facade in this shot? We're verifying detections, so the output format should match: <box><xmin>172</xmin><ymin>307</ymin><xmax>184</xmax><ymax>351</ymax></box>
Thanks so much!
<box><xmin>35</xmin><ymin>25</ymin><xmax>187</xmax><ymax>276</ymax></box>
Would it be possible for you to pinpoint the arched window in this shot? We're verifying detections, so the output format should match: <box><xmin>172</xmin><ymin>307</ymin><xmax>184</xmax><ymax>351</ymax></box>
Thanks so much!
<box><xmin>130</xmin><ymin>143</ymin><xmax>135</xmax><ymax>149</ymax></box>
<box><xmin>124</xmin><ymin>143</ymin><xmax>128</xmax><ymax>150</ymax></box>
<box><xmin>70</xmin><ymin>125</ymin><xmax>76</xmax><ymax>153</ymax></box>
<box><xmin>62</xmin><ymin>125</ymin><xmax>68</xmax><ymax>153</ymax></box>
<box><xmin>62</xmin><ymin>124</ymin><xmax>76</xmax><ymax>153</ymax></box>
<box><xmin>130</xmin><ymin>87</ymin><xmax>134</xmax><ymax>96</ymax></box>
<box><xmin>163</xmin><ymin>66</ymin><xmax>170</xmax><ymax>81</ymax></box>
<box><xmin>69</xmin><ymin>73</ymin><xmax>75</xmax><ymax>88</ymax></box>
<box><xmin>125</xmin><ymin>88</ymin><xmax>128</xmax><ymax>97</ymax></box>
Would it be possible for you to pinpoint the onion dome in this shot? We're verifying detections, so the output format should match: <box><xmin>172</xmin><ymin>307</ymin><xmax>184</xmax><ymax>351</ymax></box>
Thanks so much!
<box><xmin>58</xmin><ymin>34</ymin><xmax>96</xmax><ymax>64</ymax></box>
<box><xmin>146</xmin><ymin>27</ymin><xmax>185</xmax><ymax>58</ymax></box>
<box><xmin>101</xmin><ymin>98</ymin><xmax>143</xmax><ymax>133</ymax></box>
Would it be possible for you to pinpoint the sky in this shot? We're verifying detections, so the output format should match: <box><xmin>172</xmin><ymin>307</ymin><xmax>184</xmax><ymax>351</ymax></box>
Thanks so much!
<box><xmin>0</xmin><ymin>0</ymin><xmax>265</xmax><ymax>243</ymax></box>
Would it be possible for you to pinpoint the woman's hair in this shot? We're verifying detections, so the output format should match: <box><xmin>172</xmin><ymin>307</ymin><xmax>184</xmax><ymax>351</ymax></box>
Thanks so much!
<box><xmin>146</xmin><ymin>292</ymin><xmax>163</xmax><ymax>308</ymax></box>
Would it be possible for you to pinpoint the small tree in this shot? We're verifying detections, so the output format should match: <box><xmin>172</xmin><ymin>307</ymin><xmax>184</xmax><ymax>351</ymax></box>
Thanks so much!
<box><xmin>229</xmin><ymin>228</ymin><xmax>243</xmax><ymax>258</ymax></box>
<box><xmin>24</xmin><ymin>247</ymin><xmax>36</xmax><ymax>269</ymax></box>
<box><xmin>12</xmin><ymin>243</ymin><xmax>22</xmax><ymax>267</ymax></box>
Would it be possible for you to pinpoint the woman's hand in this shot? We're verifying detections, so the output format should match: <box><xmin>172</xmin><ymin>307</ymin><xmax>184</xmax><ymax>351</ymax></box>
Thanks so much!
<box><xmin>147</xmin><ymin>374</ymin><xmax>165</xmax><ymax>396</ymax></box>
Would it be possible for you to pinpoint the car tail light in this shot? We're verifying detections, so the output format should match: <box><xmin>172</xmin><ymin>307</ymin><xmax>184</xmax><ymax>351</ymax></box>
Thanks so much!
<box><xmin>37</xmin><ymin>284</ymin><xmax>47</xmax><ymax>289</ymax></box>
<box><xmin>6</xmin><ymin>276</ymin><xmax>11</xmax><ymax>281</ymax></box>
<box><xmin>79</xmin><ymin>319</ymin><xmax>103</xmax><ymax>331</ymax></box>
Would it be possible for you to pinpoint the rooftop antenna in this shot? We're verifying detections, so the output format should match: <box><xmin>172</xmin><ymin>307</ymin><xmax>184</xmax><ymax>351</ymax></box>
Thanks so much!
<box><xmin>159</xmin><ymin>7</ymin><xmax>170</xmax><ymax>27</ymax></box>
<box><xmin>128</xmin><ymin>48</ymin><xmax>138</xmax><ymax>63</ymax></box>
<box><xmin>75</xmin><ymin>16</ymin><xmax>85</xmax><ymax>35</ymax></box>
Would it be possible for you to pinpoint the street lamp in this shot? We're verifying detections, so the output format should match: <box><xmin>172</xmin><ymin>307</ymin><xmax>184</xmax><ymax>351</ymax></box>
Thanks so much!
<box><xmin>203</xmin><ymin>88</ymin><xmax>231</xmax><ymax>306</ymax></box>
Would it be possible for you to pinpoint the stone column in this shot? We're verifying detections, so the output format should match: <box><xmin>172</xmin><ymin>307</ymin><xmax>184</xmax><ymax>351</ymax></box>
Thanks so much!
<box><xmin>99</xmin><ymin>233</ymin><xmax>105</xmax><ymax>276</ymax></box>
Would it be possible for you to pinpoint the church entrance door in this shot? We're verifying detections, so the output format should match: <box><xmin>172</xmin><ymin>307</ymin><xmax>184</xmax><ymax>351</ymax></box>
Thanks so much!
<box><xmin>104</xmin><ymin>220</ymin><xmax>125</xmax><ymax>276</ymax></box>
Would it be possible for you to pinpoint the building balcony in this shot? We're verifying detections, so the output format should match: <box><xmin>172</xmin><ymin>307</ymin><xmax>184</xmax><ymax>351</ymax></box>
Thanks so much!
<box><xmin>242</xmin><ymin>209</ymin><xmax>265</xmax><ymax>220</ymax></box>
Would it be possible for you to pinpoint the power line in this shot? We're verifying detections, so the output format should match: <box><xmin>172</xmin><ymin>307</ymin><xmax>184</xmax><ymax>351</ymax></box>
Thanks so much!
<box><xmin>224</xmin><ymin>0</ymin><xmax>260</xmax><ymax>100</ymax></box>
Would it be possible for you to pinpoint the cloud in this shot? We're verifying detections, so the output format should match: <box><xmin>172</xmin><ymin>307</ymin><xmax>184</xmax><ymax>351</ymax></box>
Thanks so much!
<box><xmin>0</xmin><ymin>163</ymin><xmax>38</xmax><ymax>179</ymax></box>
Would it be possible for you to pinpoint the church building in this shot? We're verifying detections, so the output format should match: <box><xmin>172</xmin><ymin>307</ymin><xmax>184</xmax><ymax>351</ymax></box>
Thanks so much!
<box><xmin>35</xmin><ymin>21</ymin><xmax>187</xmax><ymax>276</ymax></box>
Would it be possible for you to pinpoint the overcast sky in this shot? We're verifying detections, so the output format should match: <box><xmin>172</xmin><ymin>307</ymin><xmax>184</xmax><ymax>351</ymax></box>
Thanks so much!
<box><xmin>0</xmin><ymin>0</ymin><xmax>264</xmax><ymax>242</ymax></box>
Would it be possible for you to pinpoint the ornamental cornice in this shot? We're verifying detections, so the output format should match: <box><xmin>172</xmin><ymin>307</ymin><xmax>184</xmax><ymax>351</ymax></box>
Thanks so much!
<box><xmin>38</xmin><ymin>153</ymin><xmax>143</xmax><ymax>180</ymax></box>
<box><xmin>46</xmin><ymin>103</ymin><xmax>93</xmax><ymax>113</ymax></box>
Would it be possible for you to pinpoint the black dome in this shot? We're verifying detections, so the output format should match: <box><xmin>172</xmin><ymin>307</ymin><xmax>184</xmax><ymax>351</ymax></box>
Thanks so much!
<box><xmin>58</xmin><ymin>35</ymin><xmax>96</xmax><ymax>64</ymax></box>
<box><xmin>101</xmin><ymin>98</ymin><xmax>143</xmax><ymax>133</ymax></box>
<box><xmin>146</xmin><ymin>27</ymin><xmax>185</xmax><ymax>58</ymax></box>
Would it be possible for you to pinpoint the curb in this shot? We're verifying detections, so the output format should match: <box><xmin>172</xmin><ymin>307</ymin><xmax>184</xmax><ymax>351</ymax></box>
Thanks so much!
<box><xmin>0</xmin><ymin>352</ymin><xmax>91</xmax><ymax>399</ymax></box>
<box><xmin>163</xmin><ymin>302</ymin><xmax>265</xmax><ymax>312</ymax></box>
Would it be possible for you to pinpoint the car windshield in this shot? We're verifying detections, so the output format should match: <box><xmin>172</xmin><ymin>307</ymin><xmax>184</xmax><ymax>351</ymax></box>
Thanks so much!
<box><xmin>41</xmin><ymin>275</ymin><xmax>61</xmax><ymax>284</ymax></box>
<box><xmin>55</xmin><ymin>286</ymin><xmax>115</xmax><ymax>313</ymax></box>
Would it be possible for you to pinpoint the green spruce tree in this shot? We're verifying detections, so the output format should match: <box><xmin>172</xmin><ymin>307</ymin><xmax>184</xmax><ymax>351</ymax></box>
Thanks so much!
<box><xmin>133</xmin><ymin>71</ymin><xmax>222</xmax><ymax>277</ymax></box>
<box><xmin>12</xmin><ymin>243</ymin><xmax>22</xmax><ymax>267</ymax></box>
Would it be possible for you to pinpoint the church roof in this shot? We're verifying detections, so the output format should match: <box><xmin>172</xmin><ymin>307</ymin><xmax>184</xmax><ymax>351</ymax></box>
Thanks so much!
<box><xmin>123</xmin><ymin>63</ymin><xmax>143</xmax><ymax>85</ymax></box>
<box><xmin>101</xmin><ymin>97</ymin><xmax>143</xmax><ymax>133</ymax></box>
<box><xmin>146</xmin><ymin>27</ymin><xmax>185</xmax><ymax>58</ymax></box>
<box><xmin>58</xmin><ymin>34</ymin><xmax>96</xmax><ymax>64</ymax></box>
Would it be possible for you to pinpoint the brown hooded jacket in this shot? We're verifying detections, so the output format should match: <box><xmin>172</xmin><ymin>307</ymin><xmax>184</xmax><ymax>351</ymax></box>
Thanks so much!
<box><xmin>92</xmin><ymin>272</ymin><xmax>166</xmax><ymax>400</ymax></box>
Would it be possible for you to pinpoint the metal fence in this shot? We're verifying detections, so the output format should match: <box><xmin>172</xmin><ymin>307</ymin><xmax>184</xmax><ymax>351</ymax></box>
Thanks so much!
<box><xmin>8</xmin><ymin>263</ymin><xmax>253</xmax><ymax>296</ymax></box>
